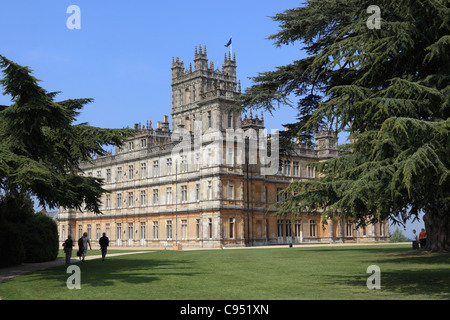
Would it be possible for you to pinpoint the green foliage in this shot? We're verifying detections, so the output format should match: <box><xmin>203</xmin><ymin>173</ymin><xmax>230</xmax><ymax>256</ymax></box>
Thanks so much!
<box><xmin>0</xmin><ymin>193</ymin><xmax>59</xmax><ymax>266</ymax></box>
<box><xmin>0</xmin><ymin>220</ymin><xmax>26</xmax><ymax>267</ymax></box>
<box><xmin>239</xmin><ymin>0</ymin><xmax>450</xmax><ymax>251</ymax></box>
<box><xmin>0</xmin><ymin>55</ymin><xmax>134</xmax><ymax>214</ymax></box>
<box><xmin>22</xmin><ymin>211</ymin><xmax>59</xmax><ymax>263</ymax></box>
<box><xmin>390</xmin><ymin>228</ymin><xmax>408</xmax><ymax>242</ymax></box>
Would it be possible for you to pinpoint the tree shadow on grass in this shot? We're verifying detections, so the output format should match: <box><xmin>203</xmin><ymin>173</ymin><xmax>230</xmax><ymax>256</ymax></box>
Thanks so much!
<box><xmin>322</xmin><ymin>267</ymin><xmax>450</xmax><ymax>299</ymax></box>
<box><xmin>20</xmin><ymin>253</ymin><xmax>199</xmax><ymax>289</ymax></box>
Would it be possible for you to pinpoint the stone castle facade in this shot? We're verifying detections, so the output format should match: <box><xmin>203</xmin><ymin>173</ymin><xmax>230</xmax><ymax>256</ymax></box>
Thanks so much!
<box><xmin>57</xmin><ymin>45</ymin><xmax>390</xmax><ymax>248</ymax></box>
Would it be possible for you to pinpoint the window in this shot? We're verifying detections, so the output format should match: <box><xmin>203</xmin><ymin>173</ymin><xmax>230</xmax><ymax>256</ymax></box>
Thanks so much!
<box><xmin>228</xmin><ymin>181</ymin><xmax>234</xmax><ymax>200</ymax></box>
<box><xmin>116</xmin><ymin>223</ymin><xmax>122</xmax><ymax>240</ymax></box>
<box><xmin>229</xmin><ymin>218</ymin><xmax>235</xmax><ymax>239</ymax></box>
<box><xmin>277</xmin><ymin>220</ymin><xmax>283</xmax><ymax>237</ymax></box>
<box><xmin>286</xmin><ymin>220</ymin><xmax>292</xmax><ymax>237</ymax></box>
<box><xmin>140</xmin><ymin>222</ymin><xmax>146</xmax><ymax>240</ymax></box>
<box><xmin>195</xmin><ymin>184</ymin><xmax>200</xmax><ymax>201</ymax></box>
<box><xmin>96</xmin><ymin>224</ymin><xmax>101</xmax><ymax>240</ymax></box>
<box><xmin>196</xmin><ymin>219</ymin><xmax>201</xmax><ymax>239</ymax></box>
<box><xmin>208</xmin><ymin>111</ymin><xmax>212</xmax><ymax>128</ymax></box>
<box><xmin>97</xmin><ymin>170</ymin><xmax>102</xmax><ymax>178</ymax></box>
<box><xmin>180</xmin><ymin>155</ymin><xmax>188</xmax><ymax>173</ymax></box>
<box><xmin>87</xmin><ymin>224</ymin><xmax>92</xmax><ymax>239</ymax></box>
<box><xmin>166</xmin><ymin>158</ymin><xmax>172</xmax><ymax>174</ymax></box>
<box><xmin>166</xmin><ymin>187</ymin><xmax>173</xmax><ymax>204</ymax></box>
<box><xmin>129</xmin><ymin>141</ymin><xmax>134</xmax><ymax>150</ymax></box>
<box><xmin>128</xmin><ymin>165</ymin><xmax>134</xmax><ymax>180</ymax></box>
<box><xmin>128</xmin><ymin>192</ymin><xmax>134</xmax><ymax>207</ymax></box>
<box><xmin>307</xmin><ymin>165</ymin><xmax>314</xmax><ymax>178</ymax></box>
<box><xmin>166</xmin><ymin>221</ymin><xmax>173</xmax><ymax>240</ymax></box>
<box><xmin>346</xmin><ymin>221</ymin><xmax>353</xmax><ymax>237</ymax></box>
<box><xmin>208</xmin><ymin>218</ymin><xmax>213</xmax><ymax>239</ymax></box>
<box><xmin>181</xmin><ymin>220</ymin><xmax>188</xmax><ymax>240</ymax></box>
<box><xmin>61</xmin><ymin>225</ymin><xmax>65</xmax><ymax>241</ymax></box>
<box><xmin>195</xmin><ymin>152</ymin><xmax>201</xmax><ymax>170</ymax></box>
<box><xmin>181</xmin><ymin>185</ymin><xmax>188</xmax><ymax>202</ymax></box>
<box><xmin>140</xmin><ymin>190</ymin><xmax>146</xmax><ymax>206</ymax></box>
<box><xmin>116</xmin><ymin>167</ymin><xmax>122</xmax><ymax>182</ymax></box>
<box><xmin>105</xmin><ymin>224</ymin><xmax>111</xmax><ymax>238</ymax></box>
<box><xmin>128</xmin><ymin>223</ymin><xmax>134</xmax><ymax>240</ymax></box>
<box><xmin>294</xmin><ymin>220</ymin><xmax>301</xmax><ymax>237</ymax></box>
<box><xmin>153</xmin><ymin>189</ymin><xmax>159</xmax><ymax>205</ymax></box>
<box><xmin>227</xmin><ymin>148</ymin><xmax>233</xmax><ymax>166</ymax></box>
<box><xmin>141</xmin><ymin>138</ymin><xmax>147</xmax><ymax>148</ymax></box>
<box><xmin>276</xmin><ymin>188</ymin><xmax>284</xmax><ymax>202</ymax></box>
<box><xmin>105</xmin><ymin>195</ymin><xmax>111</xmax><ymax>209</ymax></box>
<box><xmin>206</xmin><ymin>148</ymin><xmax>212</xmax><ymax>166</ymax></box>
<box><xmin>283</xmin><ymin>161</ymin><xmax>291</xmax><ymax>175</ymax></box>
<box><xmin>140</xmin><ymin>163</ymin><xmax>147</xmax><ymax>179</ymax></box>
<box><xmin>152</xmin><ymin>221</ymin><xmax>159</xmax><ymax>240</ymax></box>
<box><xmin>106</xmin><ymin>169</ymin><xmax>111</xmax><ymax>182</ymax></box>
<box><xmin>153</xmin><ymin>160</ymin><xmax>159</xmax><ymax>177</ymax></box>
<box><xmin>310</xmin><ymin>220</ymin><xmax>316</xmax><ymax>237</ymax></box>
<box><xmin>208</xmin><ymin>181</ymin><xmax>212</xmax><ymax>200</ymax></box>
<box><xmin>78</xmin><ymin>225</ymin><xmax>83</xmax><ymax>239</ymax></box>
<box><xmin>116</xmin><ymin>193</ymin><xmax>122</xmax><ymax>208</ymax></box>
<box><xmin>293</xmin><ymin>161</ymin><xmax>299</xmax><ymax>177</ymax></box>
<box><xmin>228</xmin><ymin>113</ymin><xmax>232</xmax><ymax>128</ymax></box>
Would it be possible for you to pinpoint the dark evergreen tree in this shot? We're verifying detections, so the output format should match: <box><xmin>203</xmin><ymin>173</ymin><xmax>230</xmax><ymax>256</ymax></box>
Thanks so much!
<box><xmin>238</xmin><ymin>0</ymin><xmax>450</xmax><ymax>251</ymax></box>
<box><xmin>0</xmin><ymin>56</ymin><xmax>133</xmax><ymax>215</ymax></box>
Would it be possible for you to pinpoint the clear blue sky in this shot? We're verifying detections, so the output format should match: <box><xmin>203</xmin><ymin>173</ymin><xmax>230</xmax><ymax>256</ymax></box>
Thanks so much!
<box><xmin>0</xmin><ymin>0</ymin><xmax>304</xmax><ymax>132</ymax></box>
<box><xmin>0</xmin><ymin>0</ymin><xmax>423</xmax><ymax>237</ymax></box>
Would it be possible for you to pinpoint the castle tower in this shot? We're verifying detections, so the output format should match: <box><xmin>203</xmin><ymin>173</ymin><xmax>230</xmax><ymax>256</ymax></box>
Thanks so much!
<box><xmin>171</xmin><ymin>45</ymin><xmax>240</xmax><ymax>134</ymax></box>
<box><xmin>315</xmin><ymin>126</ymin><xmax>338</xmax><ymax>159</ymax></box>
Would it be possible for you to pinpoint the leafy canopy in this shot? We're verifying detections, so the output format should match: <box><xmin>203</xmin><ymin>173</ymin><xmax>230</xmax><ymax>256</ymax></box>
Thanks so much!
<box><xmin>238</xmin><ymin>0</ymin><xmax>450</xmax><ymax>239</ymax></box>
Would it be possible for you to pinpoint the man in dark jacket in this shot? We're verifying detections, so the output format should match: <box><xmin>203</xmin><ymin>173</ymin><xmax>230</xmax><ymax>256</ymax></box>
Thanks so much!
<box><xmin>99</xmin><ymin>232</ymin><xmax>109</xmax><ymax>261</ymax></box>
<box><xmin>63</xmin><ymin>235</ymin><xmax>74</xmax><ymax>264</ymax></box>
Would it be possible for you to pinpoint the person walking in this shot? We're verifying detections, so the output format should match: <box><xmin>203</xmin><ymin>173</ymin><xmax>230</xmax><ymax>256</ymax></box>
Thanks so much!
<box><xmin>77</xmin><ymin>236</ymin><xmax>84</xmax><ymax>260</ymax></box>
<box><xmin>412</xmin><ymin>229</ymin><xmax>419</xmax><ymax>250</ymax></box>
<box><xmin>81</xmin><ymin>232</ymin><xmax>92</xmax><ymax>262</ymax></box>
<box><xmin>419</xmin><ymin>228</ymin><xmax>427</xmax><ymax>249</ymax></box>
<box><xmin>63</xmin><ymin>235</ymin><xmax>74</xmax><ymax>264</ymax></box>
<box><xmin>99</xmin><ymin>232</ymin><xmax>109</xmax><ymax>261</ymax></box>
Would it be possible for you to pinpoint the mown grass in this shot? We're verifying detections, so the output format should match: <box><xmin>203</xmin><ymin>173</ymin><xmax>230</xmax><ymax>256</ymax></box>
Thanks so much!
<box><xmin>0</xmin><ymin>244</ymin><xmax>449</xmax><ymax>300</ymax></box>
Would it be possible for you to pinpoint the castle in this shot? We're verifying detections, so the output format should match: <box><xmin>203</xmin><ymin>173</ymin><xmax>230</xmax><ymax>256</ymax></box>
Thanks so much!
<box><xmin>57</xmin><ymin>45</ymin><xmax>390</xmax><ymax>248</ymax></box>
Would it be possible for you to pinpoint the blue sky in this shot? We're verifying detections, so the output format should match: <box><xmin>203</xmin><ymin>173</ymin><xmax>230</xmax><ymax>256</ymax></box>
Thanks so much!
<box><xmin>0</xmin><ymin>0</ymin><xmax>423</xmax><ymax>237</ymax></box>
<box><xmin>0</xmin><ymin>0</ymin><xmax>304</xmax><ymax>132</ymax></box>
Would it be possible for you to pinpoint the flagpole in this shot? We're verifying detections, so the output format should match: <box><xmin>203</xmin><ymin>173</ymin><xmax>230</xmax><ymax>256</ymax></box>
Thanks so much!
<box><xmin>230</xmin><ymin>35</ymin><xmax>233</xmax><ymax>56</ymax></box>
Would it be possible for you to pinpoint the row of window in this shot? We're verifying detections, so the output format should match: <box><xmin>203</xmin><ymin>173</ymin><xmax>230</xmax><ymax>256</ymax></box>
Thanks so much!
<box><xmin>103</xmin><ymin>181</ymin><xmax>217</xmax><ymax>209</ymax></box>
<box><xmin>85</xmin><ymin>159</ymin><xmax>315</xmax><ymax>182</ymax></box>
<box><xmin>275</xmin><ymin>219</ymin><xmax>387</xmax><ymax>238</ymax></box>
<box><xmin>277</xmin><ymin>220</ymin><xmax>317</xmax><ymax>238</ymax></box>
<box><xmin>61</xmin><ymin>218</ymin><xmax>235</xmax><ymax>242</ymax></box>
<box><xmin>279</xmin><ymin>161</ymin><xmax>315</xmax><ymax>177</ymax></box>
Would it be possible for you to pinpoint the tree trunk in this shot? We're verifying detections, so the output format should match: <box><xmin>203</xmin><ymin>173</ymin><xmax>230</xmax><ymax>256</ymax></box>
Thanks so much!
<box><xmin>423</xmin><ymin>207</ymin><xmax>450</xmax><ymax>252</ymax></box>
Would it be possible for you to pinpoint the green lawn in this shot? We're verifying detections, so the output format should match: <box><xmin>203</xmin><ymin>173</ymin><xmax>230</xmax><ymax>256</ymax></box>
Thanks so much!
<box><xmin>0</xmin><ymin>244</ymin><xmax>449</xmax><ymax>300</ymax></box>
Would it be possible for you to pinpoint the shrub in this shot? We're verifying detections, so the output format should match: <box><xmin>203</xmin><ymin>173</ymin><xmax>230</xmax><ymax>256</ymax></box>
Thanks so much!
<box><xmin>0</xmin><ymin>220</ymin><xmax>26</xmax><ymax>267</ymax></box>
<box><xmin>22</xmin><ymin>211</ymin><xmax>59</xmax><ymax>263</ymax></box>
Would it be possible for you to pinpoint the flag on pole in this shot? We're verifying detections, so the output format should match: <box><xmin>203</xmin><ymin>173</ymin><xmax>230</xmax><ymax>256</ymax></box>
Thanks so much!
<box><xmin>225</xmin><ymin>36</ymin><xmax>233</xmax><ymax>56</ymax></box>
